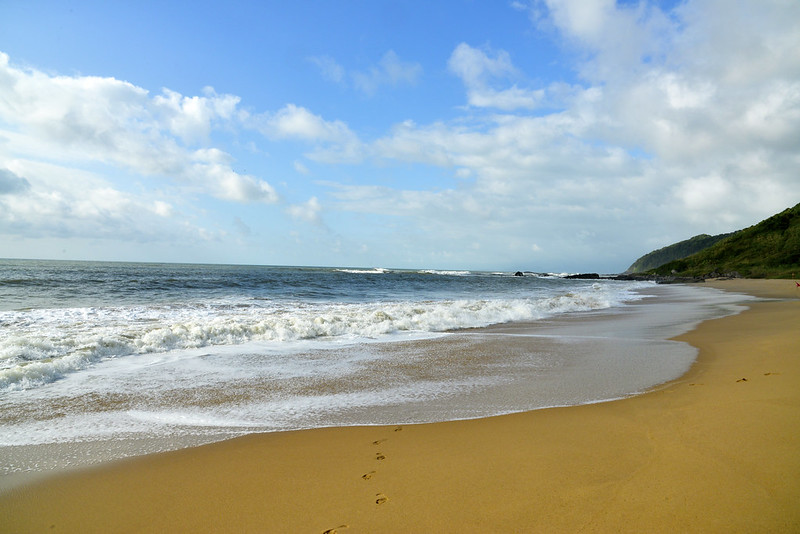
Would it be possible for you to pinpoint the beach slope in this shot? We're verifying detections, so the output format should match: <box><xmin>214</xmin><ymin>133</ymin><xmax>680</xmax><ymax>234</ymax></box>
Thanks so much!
<box><xmin>1</xmin><ymin>280</ymin><xmax>798</xmax><ymax>532</ymax></box>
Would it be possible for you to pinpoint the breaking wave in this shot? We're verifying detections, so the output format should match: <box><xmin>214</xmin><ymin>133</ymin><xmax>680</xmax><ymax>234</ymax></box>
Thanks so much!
<box><xmin>1</xmin><ymin>285</ymin><xmax>633</xmax><ymax>391</ymax></box>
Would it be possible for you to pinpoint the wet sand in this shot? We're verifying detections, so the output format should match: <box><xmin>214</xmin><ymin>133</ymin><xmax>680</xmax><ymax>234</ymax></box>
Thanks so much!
<box><xmin>1</xmin><ymin>279</ymin><xmax>798</xmax><ymax>532</ymax></box>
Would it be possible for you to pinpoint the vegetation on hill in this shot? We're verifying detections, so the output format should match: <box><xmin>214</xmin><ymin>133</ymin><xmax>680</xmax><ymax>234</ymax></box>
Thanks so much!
<box><xmin>626</xmin><ymin>233</ymin><xmax>733</xmax><ymax>273</ymax></box>
<box><xmin>649</xmin><ymin>203</ymin><xmax>800</xmax><ymax>279</ymax></box>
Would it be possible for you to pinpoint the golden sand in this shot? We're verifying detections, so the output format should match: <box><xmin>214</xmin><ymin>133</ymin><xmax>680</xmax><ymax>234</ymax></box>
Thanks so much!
<box><xmin>1</xmin><ymin>279</ymin><xmax>798</xmax><ymax>532</ymax></box>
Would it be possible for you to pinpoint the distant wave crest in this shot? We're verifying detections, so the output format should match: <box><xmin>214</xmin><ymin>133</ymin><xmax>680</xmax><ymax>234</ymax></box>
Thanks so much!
<box><xmin>419</xmin><ymin>270</ymin><xmax>471</xmax><ymax>276</ymax></box>
<box><xmin>334</xmin><ymin>267</ymin><xmax>390</xmax><ymax>274</ymax></box>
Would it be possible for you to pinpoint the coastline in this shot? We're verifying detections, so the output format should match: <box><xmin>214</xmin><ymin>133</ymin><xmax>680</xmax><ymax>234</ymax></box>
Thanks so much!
<box><xmin>0</xmin><ymin>281</ymin><xmax>726</xmax><ymax>482</ymax></box>
<box><xmin>1</xmin><ymin>279</ymin><xmax>798</xmax><ymax>532</ymax></box>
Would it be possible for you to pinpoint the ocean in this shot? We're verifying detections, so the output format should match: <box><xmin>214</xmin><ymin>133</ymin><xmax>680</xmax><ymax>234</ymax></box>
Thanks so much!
<box><xmin>0</xmin><ymin>259</ymin><xmax>750</xmax><ymax>477</ymax></box>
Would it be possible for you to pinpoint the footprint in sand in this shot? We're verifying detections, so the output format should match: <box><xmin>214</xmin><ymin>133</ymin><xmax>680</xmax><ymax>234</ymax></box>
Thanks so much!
<box><xmin>394</xmin><ymin>426</ymin><xmax>402</xmax><ymax>432</ymax></box>
<box><xmin>362</xmin><ymin>471</ymin><xmax>376</xmax><ymax>480</ymax></box>
<box><xmin>322</xmin><ymin>525</ymin><xmax>348</xmax><ymax>534</ymax></box>
<box><xmin>372</xmin><ymin>438</ymin><xmax>387</xmax><ymax>445</ymax></box>
<box><xmin>376</xmin><ymin>452</ymin><xmax>386</xmax><ymax>461</ymax></box>
<box><xmin>764</xmin><ymin>372</ymin><xmax>779</xmax><ymax>376</ymax></box>
<box><xmin>736</xmin><ymin>377</ymin><xmax>748</xmax><ymax>382</ymax></box>
<box><xmin>375</xmin><ymin>493</ymin><xmax>389</xmax><ymax>505</ymax></box>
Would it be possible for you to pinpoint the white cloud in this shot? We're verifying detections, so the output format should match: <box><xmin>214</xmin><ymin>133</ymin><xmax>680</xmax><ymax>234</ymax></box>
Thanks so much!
<box><xmin>0</xmin><ymin>159</ymin><xmax>206</xmax><ymax>242</ymax></box>
<box><xmin>320</xmin><ymin>0</ymin><xmax>799</xmax><ymax>269</ymax></box>
<box><xmin>153</xmin><ymin>201</ymin><xmax>173</xmax><ymax>217</ymax></box>
<box><xmin>448</xmin><ymin>42</ymin><xmax>516</xmax><ymax>85</ymax></box>
<box><xmin>312</xmin><ymin>50</ymin><xmax>422</xmax><ymax>96</ymax></box>
<box><xmin>506</xmin><ymin>2</ymin><xmax>799</xmax><ymax>221</ymax></box>
<box><xmin>352</xmin><ymin>50</ymin><xmax>422</xmax><ymax>96</ymax></box>
<box><xmin>447</xmin><ymin>43</ymin><xmax>544</xmax><ymax>110</ymax></box>
<box><xmin>286</xmin><ymin>196</ymin><xmax>323</xmax><ymax>225</ymax></box>
<box><xmin>537</xmin><ymin>0</ymin><xmax>672</xmax><ymax>81</ymax></box>
<box><xmin>373</xmin><ymin>111</ymin><xmax>641</xmax><ymax>199</ymax></box>
<box><xmin>466</xmin><ymin>85</ymin><xmax>546</xmax><ymax>111</ymax></box>
<box><xmin>0</xmin><ymin>52</ymin><xmax>276</xmax><ymax>206</ymax></box>
<box><xmin>544</xmin><ymin>0</ymin><xmax>619</xmax><ymax>43</ymax></box>
<box><xmin>258</xmin><ymin>104</ymin><xmax>352</xmax><ymax>142</ymax></box>
<box><xmin>251</xmin><ymin>104</ymin><xmax>364</xmax><ymax>163</ymax></box>
<box><xmin>0</xmin><ymin>52</ymin><xmax>281</xmax><ymax>252</ymax></box>
<box><xmin>153</xmin><ymin>86</ymin><xmax>240</xmax><ymax>144</ymax></box>
<box><xmin>206</xmin><ymin>165</ymin><xmax>279</xmax><ymax>204</ymax></box>
<box><xmin>674</xmin><ymin>173</ymin><xmax>730</xmax><ymax>212</ymax></box>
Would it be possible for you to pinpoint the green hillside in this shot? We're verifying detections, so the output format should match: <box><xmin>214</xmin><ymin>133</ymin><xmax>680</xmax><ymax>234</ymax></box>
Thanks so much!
<box><xmin>650</xmin><ymin>203</ymin><xmax>800</xmax><ymax>278</ymax></box>
<box><xmin>626</xmin><ymin>233</ymin><xmax>733</xmax><ymax>273</ymax></box>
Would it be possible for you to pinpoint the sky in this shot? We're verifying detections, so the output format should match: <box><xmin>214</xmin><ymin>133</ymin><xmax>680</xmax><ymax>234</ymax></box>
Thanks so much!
<box><xmin>0</xmin><ymin>0</ymin><xmax>798</xmax><ymax>273</ymax></box>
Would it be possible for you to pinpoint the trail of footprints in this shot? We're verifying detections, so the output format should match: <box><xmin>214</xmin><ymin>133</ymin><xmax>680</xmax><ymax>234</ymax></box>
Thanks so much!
<box><xmin>688</xmin><ymin>371</ymin><xmax>779</xmax><ymax>387</ymax></box>
<box><xmin>365</xmin><ymin>426</ymin><xmax>402</xmax><ymax>505</ymax></box>
<box><xmin>323</xmin><ymin>426</ymin><xmax>403</xmax><ymax>534</ymax></box>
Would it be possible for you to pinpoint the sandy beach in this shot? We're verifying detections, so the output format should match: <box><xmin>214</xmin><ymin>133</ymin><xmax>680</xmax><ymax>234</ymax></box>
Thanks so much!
<box><xmin>1</xmin><ymin>279</ymin><xmax>798</xmax><ymax>533</ymax></box>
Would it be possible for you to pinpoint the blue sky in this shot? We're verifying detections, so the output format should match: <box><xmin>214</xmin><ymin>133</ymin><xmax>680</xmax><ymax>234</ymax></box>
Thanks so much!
<box><xmin>1</xmin><ymin>0</ymin><xmax>798</xmax><ymax>272</ymax></box>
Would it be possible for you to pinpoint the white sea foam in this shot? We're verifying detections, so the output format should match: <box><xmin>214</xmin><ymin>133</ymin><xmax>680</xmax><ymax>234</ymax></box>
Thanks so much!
<box><xmin>0</xmin><ymin>369</ymin><xmax>501</xmax><ymax>446</ymax></box>
<box><xmin>334</xmin><ymin>267</ymin><xmax>390</xmax><ymax>274</ymax></box>
<box><xmin>0</xmin><ymin>283</ymin><xmax>643</xmax><ymax>391</ymax></box>
<box><xmin>419</xmin><ymin>269</ymin><xmax>471</xmax><ymax>276</ymax></box>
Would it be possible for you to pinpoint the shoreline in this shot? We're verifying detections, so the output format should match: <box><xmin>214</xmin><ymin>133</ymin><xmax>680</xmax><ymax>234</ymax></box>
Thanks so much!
<box><xmin>1</xmin><ymin>279</ymin><xmax>798</xmax><ymax>532</ymax></box>
<box><xmin>0</xmin><ymin>284</ymin><xmax>724</xmax><ymax>482</ymax></box>
<box><xmin>0</xmin><ymin>282</ymin><xmax>731</xmax><ymax>489</ymax></box>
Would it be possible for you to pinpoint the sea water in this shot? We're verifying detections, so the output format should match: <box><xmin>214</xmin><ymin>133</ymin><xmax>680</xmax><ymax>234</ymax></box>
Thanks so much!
<box><xmin>0</xmin><ymin>259</ymin><xmax>751</xmax><ymax>477</ymax></box>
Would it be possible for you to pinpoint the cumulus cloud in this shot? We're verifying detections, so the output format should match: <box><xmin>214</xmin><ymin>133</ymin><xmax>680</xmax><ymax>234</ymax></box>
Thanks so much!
<box><xmin>531</xmin><ymin>0</ymin><xmax>673</xmax><ymax>82</ymax></box>
<box><xmin>206</xmin><ymin>165</ymin><xmax>279</xmax><ymax>204</ymax></box>
<box><xmin>251</xmin><ymin>104</ymin><xmax>364</xmax><ymax>163</ymax></box>
<box><xmin>358</xmin><ymin>112</ymin><xmax>647</xmax><ymax>236</ymax></box>
<box><xmin>257</xmin><ymin>104</ymin><xmax>352</xmax><ymax>142</ymax></box>
<box><xmin>0</xmin><ymin>160</ymin><xmax>209</xmax><ymax>243</ymax></box>
<box><xmin>1</xmin><ymin>0</ymin><xmax>797</xmax><ymax>270</ymax></box>
<box><xmin>0</xmin><ymin>52</ymin><xmax>281</xmax><ymax>252</ymax></box>
<box><xmin>153</xmin><ymin>86</ymin><xmax>240</xmax><ymax>144</ymax></box>
<box><xmin>286</xmin><ymin>196</ymin><xmax>323</xmax><ymax>225</ymax></box>
<box><xmin>0</xmin><ymin>52</ymin><xmax>276</xmax><ymax>206</ymax></box>
<box><xmin>448</xmin><ymin>43</ymin><xmax>517</xmax><ymax>85</ymax></box>
<box><xmin>448</xmin><ymin>43</ymin><xmax>544</xmax><ymax>110</ymax></box>
<box><xmin>562</xmin><ymin>0</ymin><xmax>800</xmax><ymax>224</ymax></box>
<box><xmin>317</xmin><ymin>0</ymin><xmax>799</xmax><ymax>269</ymax></box>
<box><xmin>367</xmin><ymin>1</ymin><xmax>799</xmax><ymax>241</ymax></box>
